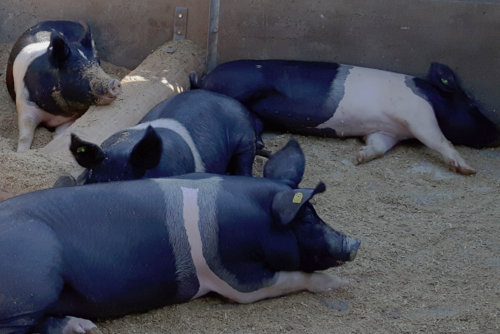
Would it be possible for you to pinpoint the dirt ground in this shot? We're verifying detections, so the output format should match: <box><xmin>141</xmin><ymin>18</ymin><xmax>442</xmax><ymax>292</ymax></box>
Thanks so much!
<box><xmin>1</xmin><ymin>43</ymin><xmax>499</xmax><ymax>333</ymax></box>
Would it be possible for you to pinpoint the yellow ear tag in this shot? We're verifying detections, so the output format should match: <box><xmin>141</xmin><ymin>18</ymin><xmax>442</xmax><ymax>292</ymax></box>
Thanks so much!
<box><xmin>292</xmin><ymin>192</ymin><xmax>303</xmax><ymax>204</ymax></box>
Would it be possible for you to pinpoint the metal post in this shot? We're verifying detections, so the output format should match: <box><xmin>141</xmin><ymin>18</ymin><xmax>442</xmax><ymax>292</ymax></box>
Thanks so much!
<box><xmin>206</xmin><ymin>0</ymin><xmax>220</xmax><ymax>72</ymax></box>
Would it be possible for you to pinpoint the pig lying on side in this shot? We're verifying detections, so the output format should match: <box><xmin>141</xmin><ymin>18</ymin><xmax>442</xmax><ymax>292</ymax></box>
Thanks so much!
<box><xmin>6</xmin><ymin>20</ymin><xmax>122</xmax><ymax>152</ymax></box>
<box><xmin>191</xmin><ymin>60</ymin><xmax>500</xmax><ymax>175</ymax></box>
<box><xmin>66</xmin><ymin>90</ymin><xmax>256</xmax><ymax>185</ymax></box>
<box><xmin>0</xmin><ymin>139</ymin><xmax>360</xmax><ymax>334</ymax></box>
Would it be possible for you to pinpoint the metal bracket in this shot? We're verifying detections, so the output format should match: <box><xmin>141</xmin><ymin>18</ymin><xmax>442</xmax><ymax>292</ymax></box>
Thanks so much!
<box><xmin>173</xmin><ymin>7</ymin><xmax>188</xmax><ymax>41</ymax></box>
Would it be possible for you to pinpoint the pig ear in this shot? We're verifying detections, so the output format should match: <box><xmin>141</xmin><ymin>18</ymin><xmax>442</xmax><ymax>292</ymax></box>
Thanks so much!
<box><xmin>70</xmin><ymin>133</ymin><xmax>105</xmax><ymax>168</ymax></box>
<box><xmin>272</xmin><ymin>182</ymin><xmax>326</xmax><ymax>225</ymax></box>
<box><xmin>264</xmin><ymin>139</ymin><xmax>305</xmax><ymax>188</ymax></box>
<box><xmin>48</xmin><ymin>33</ymin><xmax>71</xmax><ymax>66</ymax></box>
<box><xmin>428</xmin><ymin>62</ymin><xmax>460</xmax><ymax>92</ymax></box>
<box><xmin>78</xmin><ymin>21</ymin><xmax>93</xmax><ymax>49</ymax></box>
<box><xmin>129</xmin><ymin>126</ymin><xmax>162</xmax><ymax>170</ymax></box>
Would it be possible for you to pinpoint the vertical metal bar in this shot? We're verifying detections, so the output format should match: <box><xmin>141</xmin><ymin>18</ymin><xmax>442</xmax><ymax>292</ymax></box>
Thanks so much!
<box><xmin>206</xmin><ymin>0</ymin><xmax>220</xmax><ymax>72</ymax></box>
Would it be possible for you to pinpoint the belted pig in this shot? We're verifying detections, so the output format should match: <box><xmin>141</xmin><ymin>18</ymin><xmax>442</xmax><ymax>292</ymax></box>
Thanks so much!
<box><xmin>6</xmin><ymin>20</ymin><xmax>122</xmax><ymax>152</ymax></box>
<box><xmin>67</xmin><ymin>90</ymin><xmax>256</xmax><ymax>185</ymax></box>
<box><xmin>0</xmin><ymin>139</ymin><xmax>360</xmax><ymax>334</ymax></box>
<box><xmin>191</xmin><ymin>60</ymin><xmax>500</xmax><ymax>175</ymax></box>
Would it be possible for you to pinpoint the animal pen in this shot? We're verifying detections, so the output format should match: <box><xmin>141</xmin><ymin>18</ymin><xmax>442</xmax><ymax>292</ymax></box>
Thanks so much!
<box><xmin>0</xmin><ymin>0</ymin><xmax>499</xmax><ymax>333</ymax></box>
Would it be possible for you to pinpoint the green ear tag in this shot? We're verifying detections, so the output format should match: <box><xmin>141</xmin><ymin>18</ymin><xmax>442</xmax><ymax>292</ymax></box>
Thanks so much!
<box><xmin>77</xmin><ymin>147</ymin><xmax>86</xmax><ymax>153</ymax></box>
<box><xmin>292</xmin><ymin>192</ymin><xmax>303</xmax><ymax>204</ymax></box>
<box><xmin>441</xmin><ymin>78</ymin><xmax>448</xmax><ymax>85</ymax></box>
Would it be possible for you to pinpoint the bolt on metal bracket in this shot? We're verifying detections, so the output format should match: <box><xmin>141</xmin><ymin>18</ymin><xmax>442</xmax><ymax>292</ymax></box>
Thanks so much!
<box><xmin>173</xmin><ymin>7</ymin><xmax>188</xmax><ymax>41</ymax></box>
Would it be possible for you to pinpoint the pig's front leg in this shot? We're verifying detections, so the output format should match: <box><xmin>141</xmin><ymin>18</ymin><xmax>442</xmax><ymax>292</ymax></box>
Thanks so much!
<box><xmin>354</xmin><ymin>132</ymin><xmax>400</xmax><ymax>165</ymax></box>
<box><xmin>16</xmin><ymin>103</ymin><xmax>43</xmax><ymax>152</ymax></box>
<box><xmin>34</xmin><ymin>316</ymin><xmax>101</xmax><ymax>334</ymax></box>
<box><xmin>216</xmin><ymin>271</ymin><xmax>349</xmax><ymax>304</ymax></box>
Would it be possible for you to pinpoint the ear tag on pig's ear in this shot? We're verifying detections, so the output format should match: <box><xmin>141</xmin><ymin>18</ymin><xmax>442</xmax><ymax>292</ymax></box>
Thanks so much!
<box><xmin>77</xmin><ymin>147</ymin><xmax>86</xmax><ymax>153</ymax></box>
<box><xmin>292</xmin><ymin>192</ymin><xmax>303</xmax><ymax>204</ymax></box>
<box><xmin>272</xmin><ymin>189</ymin><xmax>315</xmax><ymax>225</ymax></box>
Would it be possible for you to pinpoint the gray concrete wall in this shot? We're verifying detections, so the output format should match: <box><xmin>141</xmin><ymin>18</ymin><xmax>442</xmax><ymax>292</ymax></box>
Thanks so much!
<box><xmin>217</xmin><ymin>0</ymin><xmax>500</xmax><ymax>122</ymax></box>
<box><xmin>0</xmin><ymin>0</ymin><xmax>208</xmax><ymax>69</ymax></box>
<box><xmin>2</xmin><ymin>0</ymin><xmax>500</xmax><ymax>121</ymax></box>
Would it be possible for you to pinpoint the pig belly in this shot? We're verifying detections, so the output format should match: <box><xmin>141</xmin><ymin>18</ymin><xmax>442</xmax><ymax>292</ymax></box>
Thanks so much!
<box><xmin>315</xmin><ymin>66</ymin><xmax>429</xmax><ymax>140</ymax></box>
<box><xmin>39</xmin><ymin>109</ymin><xmax>78</xmax><ymax>128</ymax></box>
<box><xmin>318</xmin><ymin>106</ymin><xmax>413</xmax><ymax>139</ymax></box>
<box><xmin>18</xmin><ymin>102</ymin><xmax>77</xmax><ymax>129</ymax></box>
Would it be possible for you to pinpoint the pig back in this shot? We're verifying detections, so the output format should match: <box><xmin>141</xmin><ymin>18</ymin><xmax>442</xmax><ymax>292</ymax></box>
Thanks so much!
<box><xmin>141</xmin><ymin>90</ymin><xmax>256</xmax><ymax>173</ymax></box>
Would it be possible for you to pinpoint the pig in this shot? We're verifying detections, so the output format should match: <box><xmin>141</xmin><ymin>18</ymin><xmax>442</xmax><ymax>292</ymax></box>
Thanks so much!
<box><xmin>0</xmin><ymin>139</ymin><xmax>360</xmax><ymax>334</ymax></box>
<box><xmin>67</xmin><ymin>90</ymin><xmax>256</xmax><ymax>185</ymax></box>
<box><xmin>191</xmin><ymin>60</ymin><xmax>500</xmax><ymax>175</ymax></box>
<box><xmin>6</xmin><ymin>20</ymin><xmax>122</xmax><ymax>152</ymax></box>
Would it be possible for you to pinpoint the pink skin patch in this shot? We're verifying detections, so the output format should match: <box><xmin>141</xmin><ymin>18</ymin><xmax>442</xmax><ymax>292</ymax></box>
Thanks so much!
<box><xmin>315</xmin><ymin>66</ymin><xmax>475</xmax><ymax>174</ymax></box>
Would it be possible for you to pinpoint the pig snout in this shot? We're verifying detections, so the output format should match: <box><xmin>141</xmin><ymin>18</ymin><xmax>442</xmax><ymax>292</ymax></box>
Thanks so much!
<box><xmin>326</xmin><ymin>231</ymin><xmax>361</xmax><ymax>263</ymax></box>
<box><xmin>342</xmin><ymin>236</ymin><xmax>361</xmax><ymax>262</ymax></box>
<box><xmin>108</xmin><ymin>79</ymin><xmax>122</xmax><ymax>96</ymax></box>
<box><xmin>86</xmin><ymin>64</ymin><xmax>122</xmax><ymax>105</ymax></box>
<box><xmin>93</xmin><ymin>79</ymin><xmax>121</xmax><ymax>105</ymax></box>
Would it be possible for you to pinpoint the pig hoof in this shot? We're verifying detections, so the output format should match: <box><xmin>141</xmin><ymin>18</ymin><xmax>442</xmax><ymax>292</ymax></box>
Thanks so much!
<box><xmin>256</xmin><ymin>148</ymin><xmax>272</xmax><ymax>158</ymax></box>
<box><xmin>353</xmin><ymin>152</ymin><xmax>367</xmax><ymax>165</ymax></box>
<box><xmin>17</xmin><ymin>141</ymin><xmax>31</xmax><ymax>152</ymax></box>
<box><xmin>354</xmin><ymin>147</ymin><xmax>379</xmax><ymax>165</ymax></box>
<box><xmin>53</xmin><ymin>175</ymin><xmax>77</xmax><ymax>188</ymax></box>
<box><xmin>455</xmin><ymin>166</ymin><xmax>476</xmax><ymax>175</ymax></box>
<box><xmin>63</xmin><ymin>317</ymin><xmax>101</xmax><ymax>334</ymax></box>
<box><xmin>308</xmin><ymin>273</ymin><xmax>349</xmax><ymax>293</ymax></box>
<box><xmin>457</xmin><ymin>164</ymin><xmax>476</xmax><ymax>175</ymax></box>
<box><xmin>447</xmin><ymin>160</ymin><xmax>476</xmax><ymax>175</ymax></box>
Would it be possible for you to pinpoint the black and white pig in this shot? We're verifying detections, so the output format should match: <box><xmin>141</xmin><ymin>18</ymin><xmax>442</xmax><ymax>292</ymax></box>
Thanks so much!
<box><xmin>6</xmin><ymin>20</ymin><xmax>122</xmax><ymax>152</ymax></box>
<box><xmin>0</xmin><ymin>139</ymin><xmax>360</xmax><ymax>334</ymax></box>
<box><xmin>191</xmin><ymin>60</ymin><xmax>500</xmax><ymax>175</ymax></box>
<box><xmin>67</xmin><ymin>89</ymin><xmax>256</xmax><ymax>185</ymax></box>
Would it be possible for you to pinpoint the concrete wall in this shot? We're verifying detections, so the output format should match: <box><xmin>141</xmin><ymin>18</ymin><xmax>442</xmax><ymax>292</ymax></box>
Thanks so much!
<box><xmin>0</xmin><ymin>0</ymin><xmax>208</xmax><ymax>69</ymax></box>
<box><xmin>217</xmin><ymin>0</ymin><xmax>500</xmax><ymax>121</ymax></box>
<box><xmin>2</xmin><ymin>0</ymin><xmax>500</xmax><ymax>120</ymax></box>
